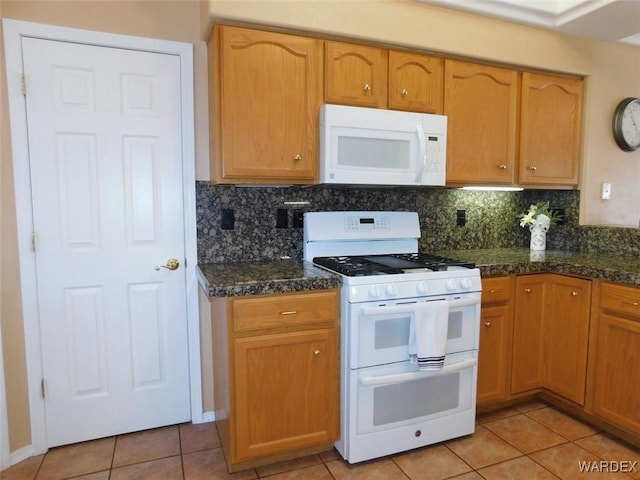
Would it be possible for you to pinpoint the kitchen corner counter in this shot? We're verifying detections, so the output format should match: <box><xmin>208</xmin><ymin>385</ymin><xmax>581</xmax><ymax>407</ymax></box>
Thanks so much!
<box><xmin>197</xmin><ymin>259</ymin><xmax>342</xmax><ymax>297</ymax></box>
<box><xmin>438</xmin><ymin>248</ymin><xmax>640</xmax><ymax>286</ymax></box>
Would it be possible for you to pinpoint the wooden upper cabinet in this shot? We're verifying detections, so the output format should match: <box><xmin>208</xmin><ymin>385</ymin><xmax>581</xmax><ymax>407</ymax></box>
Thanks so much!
<box><xmin>519</xmin><ymin>73</ymin><xmax>583</xmax><ymax>186</ymax></box>
<box><xmin>388</xmin><ymin>51</ymin><xmax>443</xmax><ymax>113</ymax></box>
<box><xmin>325</xmin><ymin>41</ymin><xmax>388</xmax><ymax>108</ymax></box>
<box><xmin>444</xmin><ymin>60</ymin><xmax>519</xmax><ymax>185</ymax></box>
<box><xmin>209</xmin><ymin>26</ymin><xmax>322</xmax><ymax>184</ymax></box>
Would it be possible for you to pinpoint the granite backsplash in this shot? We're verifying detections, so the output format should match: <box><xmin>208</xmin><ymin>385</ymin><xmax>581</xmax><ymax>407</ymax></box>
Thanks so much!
<box><xmin>196</xmin><ymin>182</ymin><xmax>640</xmax><ymax>264</ymax></box>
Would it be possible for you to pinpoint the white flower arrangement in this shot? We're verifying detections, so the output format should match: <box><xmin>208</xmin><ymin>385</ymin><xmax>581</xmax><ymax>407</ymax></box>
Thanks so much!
<box><xmin>519</xmin><ymin>201</ymin><xmax>562</xmax><ymax>228</ymax></box>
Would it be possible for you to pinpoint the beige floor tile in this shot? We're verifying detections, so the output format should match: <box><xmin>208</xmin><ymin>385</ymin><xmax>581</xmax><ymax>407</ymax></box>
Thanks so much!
<box><xmin>526</xmin><ymin>407</ymin><xmax>600</xmax><ymax>440</ymax></box>
<box><xmin>393</xmin><ymin>444</ymin><xmax>472</xmax><ymax>480</ymax></box>
<box><xmin>0</xmin><ymin>454</ymin><xmax>44</xmax><ymax>480</ymax></box>
<box><xmin>325</xmin><ymin>457</ymin><xmax>408</xmax><ymax>480</ymax></box>
<box><xmin>445</xmin><ymin>425</ymin><xmax>522</xmax><ymax>469</ymax></box>
<box><xmin>179</xmin><ymin>422</ymin><xmax>221</xmax><ymax>454</ymax></box>
<box><xmin>67</xmin><ymin>472</ymin><xmax>110</xmax><ymax>480</ymax></box>
<box><xmin>109</xmin><ymin>455</ymin><xmax>183</xmax><ymax>480</ymax></box>
<box><xmin>530</xmin><ymin>442</ymin><xmax>634</xmax><ymax>480</ymax></box>
<box><xmin>447</xmin><ymin>473</ymin><xmax>484</xmax><ymax>480</ymax></box>
<box><xmin>484</xmin><ymin>414</ymin><xmax>568</xmax><ymax>454</ymax></box>
<box><xmin>478</xmin><ymin>456</ymin><xmax>560</xmax><ymax>480</ymax></box>
<box><xmin>575</xmin><ymin>434</ymin><xmax>640</xmax><ymax>479</ymax></box>
<box><xmin>476</xmin><ymin>407</ymin><xmax>521</xmax><ymax>425</ymax></box>
<box><xmin>182</xmin><ymin>448</ymin><xmax>256</xmax><ymax>480</ymax></box>
<box><xmin>35</xmin><ymin>437</ymin><xmax>114</xmax><ymax>480</ymax></box>
<box><xmin>255</xmin><ymin>454</ymin><xmax>322</xmax><ymax>477</ymax></box>
<box><xmin>262</xmin><ymin>464</ymin><xmax>333</xmax><ymax>480</ymax></box>
<box><xmin>318</xmin><ymin>448</ymin><xmax>342</xmax><ymax>463</ymax></box>
<box><xmin>112</xmin><ymin>425</ymin><xmax>180</xmax><ymax>468</ymax></box>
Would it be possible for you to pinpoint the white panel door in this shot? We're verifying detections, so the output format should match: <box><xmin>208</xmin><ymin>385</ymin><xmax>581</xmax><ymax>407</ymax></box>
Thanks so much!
<box><xmin>22</xmin><ymin>36</ymin><xmax>190</xmax><ymax>447</ymax></box>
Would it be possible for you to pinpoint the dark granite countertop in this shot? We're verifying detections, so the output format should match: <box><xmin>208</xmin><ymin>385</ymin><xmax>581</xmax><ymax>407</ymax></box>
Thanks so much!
<box><xmin>198</xmin><ymin>248</ymin><xmax>640</xmax><ymax>298</ymax></box>
<box><xmin>197</xmin><ymin>259</ymin><xmax>341</xmax><ymax>297</ymax></box>
<box><xmin>437</xmin><ymin>248</ymin><xmax>640</xmax><ymax>287</ymax></box>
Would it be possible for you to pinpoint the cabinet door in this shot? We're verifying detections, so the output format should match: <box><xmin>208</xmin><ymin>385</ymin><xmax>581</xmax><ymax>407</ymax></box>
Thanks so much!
<box><xmin>478</xmin><ymin>304</ymin><xmax>512</xmax><ymax>405</ymax></box>
<box><xmin>233</xmin><ymin>329</ymin><xmax>338</xmax><ymax>461</ymax></box>
<box><xmin>544</xmin><ymin>276</ymin><xmax>591</xmax><ymax>405</ymax></box>
<box><xmin>511</xmin><ymin>275</ymin><xmax>547</xmax><ymax>394</ymax></box>
<box><xmin>519</xmin><ymin>73</ymin><xmax>583</xmax><ymax>186</ymax></box>
<box><xmin>325</xmin><ymin>41</ymin><xmax>388</xmax><ymax>108</ymax></box>
<box><xmin>388</xmin><ymin>51</ymin><xmax>443</xmax><ymax>113</ymax></box>
<box><xmin>444</xmin><ymin>60</ymin><xmax>518</xmax><ymax>184</ymax></box>
<box><xmin>211</xmin><ymin>26</ymin><xmax>321</xmax><ymax>183</ymax></box>
<box><xmin>592</xmin><ymin>284</ymin><xmax>640</xmax><ymax>436</ymax></box>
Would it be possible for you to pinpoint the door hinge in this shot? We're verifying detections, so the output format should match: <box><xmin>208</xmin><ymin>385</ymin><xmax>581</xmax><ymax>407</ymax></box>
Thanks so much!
<box><xmin>21</xmin><ymin>74</ymin><xmax>27</xmax><ymax>95</ymax></box>
<box><xmin>41</xmin><ymin>379</ymin><xmax>46</xmax><ymax>399</ymax></box>
<box><xmin>31</xmin><ymin>232</ymin><xmax>36</xmax><ymax>252</ymax></box>
<box><xmin>184</xmin><ymin>258</ymin><xmax>188</xmax><ymax>268</ymax></box>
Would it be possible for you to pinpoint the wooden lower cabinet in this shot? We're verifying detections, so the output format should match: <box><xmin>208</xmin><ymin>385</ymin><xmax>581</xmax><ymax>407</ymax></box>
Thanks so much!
<box><xmin>211</xmin><ymin>289</ymin><xmax>339</xmax><ymax>472</ymax></box>
<box><xmin>477</xmin><ymin>276</ymin><xmax>513</xmax><ymax>405</ymax></box>
<box><xmin>589</xmin><ymin>282</ymin><xmax>640</xmax><ymax>437</ymax></box>
<box><xmin>511</xmin><ymin>274</ymin><xmax>591</xmax><ymax>405</ymax></box>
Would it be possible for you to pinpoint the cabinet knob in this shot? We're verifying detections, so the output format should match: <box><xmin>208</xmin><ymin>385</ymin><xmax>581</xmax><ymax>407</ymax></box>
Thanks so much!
<box><xmin>314</xmin><ymin>349</ymin><xmax>321</xmax><ymax>356</ymax></box>
<box><xmin>622</xmin><ymin>300</ymin><xmax>639</xmax><ymax>307</ymax></box>
<box><xmin>524</xmin><ymin>288</ymin><xmax>532</xmax><ymax>293</ymax></box>
<box><xmin>363</xmin><ymin>83</ymin><xmax>371</xmax><ymax>92</ymax></box>
<box><xmin>498</xmin><ymin>164</ymin><xmax>507</xmax><ymax>170</ymax></box>
<box><xmin>571</xmin><ymin>291</ymin><xmax>579</xmax><ymax>296</ymax></box>
<box><xmin>293</xmin><ymin>154</ymin><xmax>302</xmax><ymax>162</ymax></box>
<box><xmin>528</xmin><ymin>165</ymin><xmax>538</xmax><ymax>171</ymax></box>
<box><xmin>401</xmin><ymin>88</ymin><xmax>408</xmax><ymax>96</ymax></box>
<box><xmin>484</xmin><ymin>321</ymin><xmax>491</xmax><ymax>327</ymax></box>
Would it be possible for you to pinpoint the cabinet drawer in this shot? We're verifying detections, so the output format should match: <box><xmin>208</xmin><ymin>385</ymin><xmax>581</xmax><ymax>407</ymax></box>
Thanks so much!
<box><xmin>600</xmin><ymin>283</ymin><xmax>640</xmax><ymax>320</ymax></box>
<box><xmin>481</xmin><ymin>276</ymin><xmax>512</xmax><ymax>305</ymax></box>
<box><xmin>232</xmin><ymin>290</ymin><xmax>338</xmax><ymax>332</ymax></box>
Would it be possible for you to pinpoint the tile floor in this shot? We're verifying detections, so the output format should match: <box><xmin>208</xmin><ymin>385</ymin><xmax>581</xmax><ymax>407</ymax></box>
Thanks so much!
<box><xmin>2</xmin><ymin>400</ymin><xmax>639</xmax><ymax>480</ymax></box>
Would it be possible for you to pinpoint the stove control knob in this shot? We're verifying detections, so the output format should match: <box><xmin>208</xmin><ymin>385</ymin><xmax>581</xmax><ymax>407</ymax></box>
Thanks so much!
<box><xmin>368</xmin><ymin>286</ymin><xmax>381</xmax><ymax>299</ymax></box>
<box><xmin>385</xmin><ymin>285</ymin><xmax>397</xmax><ymax>297</ymax></box>
<box><xmin>460</xmin><ymin>278</ymin><xmax>473</xmax><ymax>290</ymax></box>
<box><xmin>445</xmin><ymin>279</ymin><xmax>459</xmax><ymax>292</ymax></box>
<box><xmin>416</xmin><ymin>282</ymin><xmax>429</xmax><ymax>295</ymax></box>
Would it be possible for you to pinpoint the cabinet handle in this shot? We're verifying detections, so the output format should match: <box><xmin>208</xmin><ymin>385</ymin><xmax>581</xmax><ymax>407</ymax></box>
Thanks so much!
<box><xmin>314</xmin><ymin>349</ymin><xmax>321</xmax><ymax>356</ymax></box>
<box><xmin>401</xmin><ymin>88</ymin><xmax>408</xmax><ymax>96</ymax></box>
<box><xmin>524</xmin><ymin>288</ymin><xmax>532</xmax><ymax>293</ymax></box>
<box><xmin>484</xmin><ymin>321</ymin><xmax>491</xmax><ymax>327</ymax></box>
<box><xmin>622</xmin><ymin>300</ymin><xmax>640</xmax><ymax>307</ymax></box>
<box><xmin>293</xmin><ymin>154</ymin><xmax>302</xmax><ymax>162</ymax></box>
<box><xmin>571</xmin><ymin>291</ymin><xmax>579</xmax><ymax>296</ymax></box>
<box><xmin>498</xmin><ymin>164</ymin><xmax>507</xmax><ymax>170</ymax></box>
<box><xmin>363</xmin><ymin>83</ymin><xmax>371</xmax><ymax>92</ymax></box>
<box><xmin>490</xmin><ymin>289</ymin><xmax>504</xmax><ymax>293</ymax></box>
<box><xmin>280</xmin><ymin>310</ymin><xmax>297</xmax><ymax>316</ymax></box>
<box><xmin>528</xmin><ymin>165</ymin><xmax>538</xmax><ymax>171</ymax></box>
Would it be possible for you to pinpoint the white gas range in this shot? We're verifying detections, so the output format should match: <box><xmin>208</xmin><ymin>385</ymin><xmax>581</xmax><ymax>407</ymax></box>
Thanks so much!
<box><xmin>304</xmin><ymin>211</ymin><xmax>482</xmax><ymax>463</ymax></box>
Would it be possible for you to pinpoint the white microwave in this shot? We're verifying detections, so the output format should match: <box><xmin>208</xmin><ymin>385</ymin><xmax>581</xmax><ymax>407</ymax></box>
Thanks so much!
<box><xmin>319</xmin><ymin>104</ymin><xmax>447</xmax><ymax>186</ymax></box>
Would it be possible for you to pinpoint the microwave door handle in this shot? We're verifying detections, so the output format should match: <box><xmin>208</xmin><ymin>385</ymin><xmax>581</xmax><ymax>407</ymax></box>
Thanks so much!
<box><xmin>359</xmin><ymin>358</ymin><xmax>478</xmax><ymax>387</ymax></box>
<box><xmin>415</xmin><ymin>125</ymin><xmax>426</xmax><ymax>183</ymax></box>
<box><xmin>360</xmin><ymin>297</ymin><xmax>479</xmax><ymax>317</ymax></box>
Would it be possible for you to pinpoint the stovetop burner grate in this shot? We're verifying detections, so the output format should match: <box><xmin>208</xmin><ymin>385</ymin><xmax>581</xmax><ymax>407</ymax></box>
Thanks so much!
<box><xmin>313</xmin><ymin>252</ymin><xmax>475</xmax><ymax>277</ymax></box>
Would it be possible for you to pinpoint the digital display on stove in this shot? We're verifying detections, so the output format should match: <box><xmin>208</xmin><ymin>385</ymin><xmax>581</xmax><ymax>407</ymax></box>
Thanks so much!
<box><xmin>359</xmin><ymin>218</ymin><xmax>375</xmax><ymax>224</ymax></box>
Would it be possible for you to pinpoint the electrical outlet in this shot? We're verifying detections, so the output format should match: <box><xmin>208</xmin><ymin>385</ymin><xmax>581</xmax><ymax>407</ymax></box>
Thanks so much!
<box><xmin>276</xmin><ymin>208</ymin><xmax>288</xmax><ymax>228</ymax></box>
<box><xmin>601</xmin><ymin>182</ymin><xmax>612</xmax><ymax>200</ymax></box>
<box><xmin>456</xmin><ymin>210</ymin><xmax>466</xmax><ymax>227</ymax></box>
<box><xmin>221</xmin><ymin>209</ymin><xmax>235</xmax><ymax>230</ymax></box>
<box><xmin>293</xmin><ymin>210</ymin><xmax>304</xmax><ymax>228</ymax></box>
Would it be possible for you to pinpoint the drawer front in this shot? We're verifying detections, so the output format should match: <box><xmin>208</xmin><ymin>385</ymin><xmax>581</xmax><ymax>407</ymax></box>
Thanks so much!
<box><xmin>232</xmin><ymin>290</ymin><xmax>338</xmax><ymax>332</ymax></box>
<box><xmin>481</xmin><ymin>276</ymin><xmax>512</xmax><ymax>305</ymax></box>
<box><xmin>600</xmin><ymin>283</ymin><xmax>640</xmax><ymax>320</ymax></box>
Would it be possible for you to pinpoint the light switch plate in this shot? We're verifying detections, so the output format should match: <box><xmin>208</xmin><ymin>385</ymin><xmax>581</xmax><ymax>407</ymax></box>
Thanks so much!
<box><xmin>601</xmin><ymin>182</ymin><xmax>611</xmax><ymax>200</ymax></box>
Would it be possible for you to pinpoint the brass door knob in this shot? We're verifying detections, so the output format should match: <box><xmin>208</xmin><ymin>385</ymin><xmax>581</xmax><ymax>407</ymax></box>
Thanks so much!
<box><xmin>155</xmin><ymin>258</ymin><xmax>180</xmax><ymax>271</ymax></box>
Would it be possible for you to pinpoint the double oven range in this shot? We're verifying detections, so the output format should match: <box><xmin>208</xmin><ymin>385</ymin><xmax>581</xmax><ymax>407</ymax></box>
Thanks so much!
<box><xmin>303</xmin><ymin>211</ymin><xmax>482</xmax><ymax>463</ymax></box>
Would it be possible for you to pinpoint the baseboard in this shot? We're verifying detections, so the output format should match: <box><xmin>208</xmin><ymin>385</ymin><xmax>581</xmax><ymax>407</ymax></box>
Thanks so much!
<box><xmin>201</xmin><ymin>411</ymin><xmax>215</xmax><ymax>423</ymax></box>
<box><xmin>7</xmin><ymin>444</ymin><xmax>35</xmax><ymax>470</ymax></box>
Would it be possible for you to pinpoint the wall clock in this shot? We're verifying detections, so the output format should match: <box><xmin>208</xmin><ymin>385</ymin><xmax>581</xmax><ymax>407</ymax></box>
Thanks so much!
<box><xmin>612</xmin><ymin>97</ymin><xmax>640</xmax><ymax>152</ymax></box>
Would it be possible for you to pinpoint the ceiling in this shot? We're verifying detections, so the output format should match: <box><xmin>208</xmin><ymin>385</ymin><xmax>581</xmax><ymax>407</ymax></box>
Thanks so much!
<box><xmin>416</xmin><ymin>0</ymin><xmax>640</xmax><ymax>47</ymax></box>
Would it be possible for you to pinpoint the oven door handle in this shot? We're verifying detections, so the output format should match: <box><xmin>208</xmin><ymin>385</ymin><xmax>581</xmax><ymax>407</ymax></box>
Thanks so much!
<box><xmin>360</xmin><ymin>297</ymin><xmax>479</xmax><ymax>316</ymax></box>
<box><xmin>359</xmin><ymin>358</ymin><xmax>478</xmax><ymax>387</ymax></box>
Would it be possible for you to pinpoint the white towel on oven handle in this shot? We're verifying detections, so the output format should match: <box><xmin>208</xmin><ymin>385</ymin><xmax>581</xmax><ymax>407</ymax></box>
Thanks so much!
<box><xmin>408</xmin><ymin>299</ymin><xmax>449</xmax><ymax>371</ymax></box>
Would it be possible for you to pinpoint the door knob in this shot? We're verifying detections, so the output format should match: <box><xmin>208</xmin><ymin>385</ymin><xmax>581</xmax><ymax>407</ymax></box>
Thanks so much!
<box><xmin>155</xmin><ymin>258</ymin><xmax>180</xmax><ymax>271</ymax></box>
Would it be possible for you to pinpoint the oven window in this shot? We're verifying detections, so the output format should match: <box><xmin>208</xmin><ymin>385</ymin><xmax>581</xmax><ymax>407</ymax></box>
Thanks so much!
<box><xmin>372</xmin><ymin>373</ymin><xmax>460</xmax><ymax>426</ymax></box>
<box><xmin>375</xmin><ymin>317</ymin><xmax>410</xmax><ymax>349</ymax></box>
<box><xmin>448</xmin><ymin>311</ymin><xmax>463</xmax><ymax>339</ymax></box>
